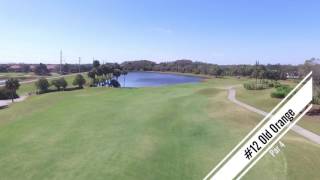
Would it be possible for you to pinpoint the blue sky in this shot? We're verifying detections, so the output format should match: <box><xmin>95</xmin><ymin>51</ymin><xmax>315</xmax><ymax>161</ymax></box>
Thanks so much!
<box><xmin>0</xmin><ymin>0</ymin><xmax>319</xmax><ymax>64</ymax></box>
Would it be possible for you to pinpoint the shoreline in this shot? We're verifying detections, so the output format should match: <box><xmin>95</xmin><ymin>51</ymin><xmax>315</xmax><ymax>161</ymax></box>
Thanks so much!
<box><xmin>135</xmin><ymin>70</ymin><xmax>213</xmax><ymax>79</ymax></box>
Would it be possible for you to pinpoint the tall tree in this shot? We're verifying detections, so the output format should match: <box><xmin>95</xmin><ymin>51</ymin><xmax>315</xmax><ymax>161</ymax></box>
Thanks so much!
<box><xmin>62</xmin><ymin>63</ymin><xmax>70</xmax><ymax>74</ymax></box>
<box><xmin>87</xmin><ymin>70</ymin><xmax>96</xmax><ymax>85</ymax></box>
<box><xmin>35</xmin><ymin>78</ymin><xmax>50</xmax><ymax>93</ymax></box>
<box><xmin>73</xmin><ymin>74</ymin><xmax>86</xmax><ymax>88</ymax></box>
<box><xmin>208</xmin><ymin>65</ymin><xmax>223</xmax><ymax>77</ymax></box>
<box><xmin>5</xmin><ymin>78</ymin><xmax>20</xmax><ymax>102</ymax></box>
<box><xmin>34</xmin><ymin>63</ymin><xmax>50</xmax><ymax>75</ymax></box>
<box><xmin>121</xmin><ymin>70</ymin><xmax>128</xmax><ymax>87</ymax></box>
<box><xmin>93</xmin><ymin>60</ymin><xmax>100</xmax><ymax>69</ymax></box>
<box><xmin>113</xmin><ymin>69</ymin><xmax>121</xmax><ymax>80</ymax></box>
<box><xmin>51</xmin><ymin>79</ymin><xmax>61</xmax><ymax>90</ymax></box>
<box><xmin>59</xmin><ymin>78</ymin><xmax>68</xmax><ymax>90</ymax></box>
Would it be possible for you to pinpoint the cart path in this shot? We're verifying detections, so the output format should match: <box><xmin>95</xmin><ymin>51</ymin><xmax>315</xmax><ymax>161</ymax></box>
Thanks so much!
<box><xmin>228</xmin><ymin>87</ymin><xmax>320</xmax><ymax>145</ymax></box>
<box><xmin>0</xmin><ymin>96</ymin><xmax>27</xmax><ymax>108</ymax></box>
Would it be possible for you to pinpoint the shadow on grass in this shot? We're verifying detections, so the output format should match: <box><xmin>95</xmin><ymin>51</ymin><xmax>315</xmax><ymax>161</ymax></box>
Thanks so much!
<box><xmin>37</xmin><ymin>87</ymin><xmax>83</xmax><ymax>95</ymax></box>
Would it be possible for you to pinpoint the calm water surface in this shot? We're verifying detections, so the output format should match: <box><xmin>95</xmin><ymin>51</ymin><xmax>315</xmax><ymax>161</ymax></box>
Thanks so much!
<box><xmin>118</xmin><ymin>72</ymin><xmax>202</xmax><ymax>87</ymax></box>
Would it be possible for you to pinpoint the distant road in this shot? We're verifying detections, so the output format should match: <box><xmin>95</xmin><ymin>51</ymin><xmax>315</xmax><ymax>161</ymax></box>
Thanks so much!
<box><xmin>228</xmin><ymin>87</ymin><xmax>320</xmax><ymax>145</ymax></box>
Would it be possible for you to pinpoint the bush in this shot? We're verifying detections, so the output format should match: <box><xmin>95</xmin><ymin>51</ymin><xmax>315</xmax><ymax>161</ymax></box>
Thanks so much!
<box><xmin>0</xmin><ymin>87</ymin><xmax>19</xmax><ymax>100</ymax></box>
<box><xmin>110</xmin><ymin>79</ymin><xmax>121</xmax><ymax>88</ymax></box>
<box><xmin>271</xmin><ymin>91</ymin><xmax>286</xmax><ymax>98</ymax></box>
<box><xmin>313</xmin><ymin>96</ymin><xmax>320</xmax><ymax>105</ymax></box>
<box><xmin>72</xmin><ymin>74</ymin><xmax>86</xmax><ymax>88</ymax></box>
<box><xmin>51</xmin><ymin>79</ymin><xmax>60</xmax><ymax>90</ymax></box>
<box><xmin>271</xmin><ymin>85</ymin><xmax>293</xmax><ymax>99</ymax></box>
<box><xmin>262</xmin><ymin>80</ymin><xmax>281</xmax><ymax>88</ymax></box>
<box><xmin>243</xmin><ymin>82</ymin><xmax>268</xmax><ymax>90</ymax></box>
<box><xmin>51</xmin><ymin>78</ymin><xmax>68</xmax><ymax>90</ymax></box>
<box><xmin>313</xmin><ymin>89</ymin><xmax>320</xmax><ymax>104</ymax></box>
<box><xmin>267</xmin><ymin>81</ymin><xmax>280</xmax><ymax>88</ymax></box>
<box><xmin>35</xmin><ymin>78</ymin><xmax>50</xmax><ymax>93</ymax></box>
<box><xmin>37</xmin><ymin>87</ymin><xmax>82</xmax><ymax>94</ymax></box>
<box><xmin>59</xmin><ymin>78</ymin><xmax>68</xmax><ymax>90</ymax></box>
<box><xmin>273</xmin><ymin>81</ymin><xmax>281</xmax><ymax>88</ymax></box>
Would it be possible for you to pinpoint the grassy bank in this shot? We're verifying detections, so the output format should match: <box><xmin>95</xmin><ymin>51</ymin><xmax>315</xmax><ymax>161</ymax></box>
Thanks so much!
<box><xmin>0</xmin><ymin>78</ymin><xmax>319</xmax><ymax>179</ymax></box>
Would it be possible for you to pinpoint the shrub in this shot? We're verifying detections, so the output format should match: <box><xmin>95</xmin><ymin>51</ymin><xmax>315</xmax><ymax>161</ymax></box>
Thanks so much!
<box><xmin>37</xmin><ymin>87</ymin><xmax>82</xmax><ymax>94</ymax></box>
<box><xmin>267</xmin><ymin>81</ymin><xmax>280</xmax><ymax>88</ymax></box>
<box><xmin>72</xmin><ymin>74</ymin><xmax>86</xmax><ymax>88</ymax></box>
<box><xmin>0</xmin><ymin>87</ymin><xmax>19</xmax><ymax>100</ymax></box>
<box><xmin>262</xmin><ymin>80</ymin><xmax>281</xmax><ymax>88</ymax></box>
<box><xmin>51</xmin><ymin>78</ymin><xmax>68</xmax><ymax>90</ymax></box>
<box><xmin>110</xmin><ymin>79</ymin><xmax>121</xmax><ymax>88</ymax></box>
<box><xmin>313</xmin><ymin>89</ymin><xmax>320</xmax><ymax>104</ymax></box>
<box><xmin>35</xmin><ymin>78</ymin><xmax>50</xmax><ymax>93</ymax></box>
<box><xmin>313</xmin><ymin>96</ymin><xmax>320</xmax><ymax>105</ymax></box>
<box><xmin>59</xmin><ymin>78</ymin><xmax>68</xmax><ymax>90</ymax></box>
<box><xmin>271</xmin><ymin>85</ymin><xmax>293</xmax><ymax>99</ymax></box>
<box><xmin>267</xmin><ymin>82</ymin><xmax>274</xmax><ymax>88</ymax></box>
<box><xmin>243</xmin><ymin>82</ymin><xmax>268</xmax><ymax>90</ymax></box>
<box><xmin>271</xmin><ymin>91</ymin><xmax>286</xmax><ymax>98</ymax></box>
<box><xmin>51</xmin><ymin>79</ymin><xmax>61</xmax><ymax>90</ymax></box>
<box><xmin>273</xmin><ymin>81</ymin><xmax>281</xmax><ymax>88</ymax></box>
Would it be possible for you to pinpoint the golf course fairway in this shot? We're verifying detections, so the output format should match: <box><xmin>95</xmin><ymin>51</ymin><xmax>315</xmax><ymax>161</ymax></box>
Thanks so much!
<box><xmin>0</xmin><ymin>78</ymin><xmax>319</xmax><ymax>180</ymax></box>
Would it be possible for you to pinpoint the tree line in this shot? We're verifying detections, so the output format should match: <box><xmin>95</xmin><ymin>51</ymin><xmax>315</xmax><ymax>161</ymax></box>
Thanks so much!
<box><xmin>120</xmin><ymin>58</ymin><xmax>319</xmax><ymax>79</ymax></box>
<box><xmin>120</xmin><ymin>59</ymin><xmax>302</xmax><ymax>80</ymax></box>
<box><xmin>87</xmin><ymin>60</ymin><xmax>128</xmax><ymax>87</ymax></box>
<box><xmin>35</xmin><ymin>74</ymin><xmax>86</xmax><ymax>94</ymax></box>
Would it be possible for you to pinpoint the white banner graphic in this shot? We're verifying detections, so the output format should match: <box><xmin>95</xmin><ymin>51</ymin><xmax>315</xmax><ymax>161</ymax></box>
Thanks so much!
<box><xmin>204</xmin><ymin>72</ymin><xmax>313</xmax><ymax>180</ymax></box>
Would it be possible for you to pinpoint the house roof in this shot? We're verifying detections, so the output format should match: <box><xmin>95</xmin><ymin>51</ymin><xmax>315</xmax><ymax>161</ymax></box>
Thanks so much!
<box><xmin>9</xmin><ymin>65</ymin><xmax>22</xmax><ymax>69</ymax></box>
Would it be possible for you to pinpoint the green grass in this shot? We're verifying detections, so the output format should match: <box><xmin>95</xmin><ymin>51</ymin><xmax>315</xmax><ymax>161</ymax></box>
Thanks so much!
<box><xmin>16</xmin><ymin>73</ymin><xmax>89</xmax><ymax>95</ymax></box>
<box><xmin>0</xmin><ymin>72</ymin><xmax>60</xmax><ymax>81</ymax></box>
<box><xmin>0</xmin><ymin>72</ymin><xmax>67</xmax><ymax>95</ymax></box>
<box><xmin>236</xmin><ymin>84</ymin><xmax>320</xmax><ymax>135</ymax></box>
<box><xmin>0</xmin><ymin>78</ymin><xmax>320</xmax><ymax>179</ymax></box>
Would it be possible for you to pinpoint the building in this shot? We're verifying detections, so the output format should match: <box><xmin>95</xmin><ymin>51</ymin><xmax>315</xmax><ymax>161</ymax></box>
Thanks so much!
<box><xmin>8</xmin><ymin>64</ymin><xmax>23</xmax><ymax>72</ymax></box>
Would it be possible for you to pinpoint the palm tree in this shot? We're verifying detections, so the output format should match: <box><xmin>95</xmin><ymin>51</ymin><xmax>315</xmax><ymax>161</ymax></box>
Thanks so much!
<box><xmin>72</xmin><ymin>74</ymin><xmax>86</xmax><ymax>88</ymax></box>
<box><xmin>113</xmin><ymin>69</ymin><xmax>121</xmax><ymax>80</ymax></box>
<box><xmin>5</xmin><ymin>78</ymin><xmax>20</xmax><ymax>102</ymax></box>
<box><xmin>87</xmin><ymin>70</ymin><xmax>96</xmax><ymax>86</ymax></box>
<box><xmin>101</xmin><ymin>64</ymin><xmax>113</xmax><ymax>84</ymax></box>
<box><xmin>121</xmin><ymin>70</ymin><xmax>128</xmax><ymax>87</ymax></box>
<box><xmin>93</xmin><ymin>60</ymin><xmax>100</xmax><ymax>69</ymax></box>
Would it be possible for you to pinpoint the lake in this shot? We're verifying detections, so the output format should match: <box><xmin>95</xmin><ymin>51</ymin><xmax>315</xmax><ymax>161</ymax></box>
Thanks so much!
<box><xmin>117</xmin><ymin>72</ymin><xmax>202</xmax><ymax>87</ymax></box>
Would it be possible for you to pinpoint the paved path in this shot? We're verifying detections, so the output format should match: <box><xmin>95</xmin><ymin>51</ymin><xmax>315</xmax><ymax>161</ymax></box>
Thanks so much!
<box><xmin>0</xmin><ymin>96</ymin><xmax>27</xmax><ymax>108</ymax></box>
<box><xmin>228</xmin><ymin>87</ymin><xmax>320</xmax><ymax>145</ymax></box>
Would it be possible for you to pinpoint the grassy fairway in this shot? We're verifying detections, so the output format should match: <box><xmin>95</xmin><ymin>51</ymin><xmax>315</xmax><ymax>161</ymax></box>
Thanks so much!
<box><xmin>0</xmin><ymin>78</ymin><xmax>319</xmax><ymax>179</ymax></box>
